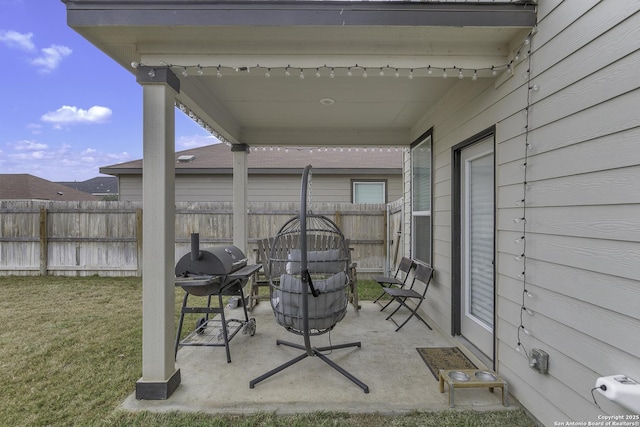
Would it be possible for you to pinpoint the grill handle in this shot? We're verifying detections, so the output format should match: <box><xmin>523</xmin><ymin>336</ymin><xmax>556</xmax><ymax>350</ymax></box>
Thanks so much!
<box><xmin>190</xmin><ymin>233</ymin><xmax>202</xmax><ymax>261</ymax></box>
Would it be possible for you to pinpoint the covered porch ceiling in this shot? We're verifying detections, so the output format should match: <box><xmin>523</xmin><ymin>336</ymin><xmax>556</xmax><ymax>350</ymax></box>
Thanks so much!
<box><xmin>63</xmin><ymin>0</ymin><xmax>536</xmax><ymax>147</ymax></box>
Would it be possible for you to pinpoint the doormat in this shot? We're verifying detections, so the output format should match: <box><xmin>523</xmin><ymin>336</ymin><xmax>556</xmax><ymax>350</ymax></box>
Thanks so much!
<box><xmin>416</xmin><ymin>347</ymin><xmax>477</xmax><ymax>380</ymax></box>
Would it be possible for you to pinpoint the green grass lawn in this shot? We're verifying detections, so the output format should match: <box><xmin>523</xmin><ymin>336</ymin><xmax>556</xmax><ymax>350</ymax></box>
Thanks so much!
<box><xmin>0</xmin><ymin>276</ymin><xmax>535</xmax><ymax>426</ymax></box>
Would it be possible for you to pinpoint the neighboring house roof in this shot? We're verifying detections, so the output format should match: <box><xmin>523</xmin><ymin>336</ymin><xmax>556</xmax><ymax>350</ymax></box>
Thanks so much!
<box><xmin>0</xmin><ymin>174</ymin><xmax>100</xmax><ymax>201</ymax></box>
<box><xmin>58</xmin><ymin>177</ymin><xmax>118</xmax><ymax>196</ymax></box>
<box><xmin>100</xmin><ymin>143</ymin><xmax>403</xmax><ymax>176</ymax></box>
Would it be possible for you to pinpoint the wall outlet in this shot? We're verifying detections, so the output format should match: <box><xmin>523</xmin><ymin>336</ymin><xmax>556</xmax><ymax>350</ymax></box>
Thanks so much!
<box><xmin>530</xmin><ymin>348</ymin><xmax>549</xmax><ymax>374</ymax></box>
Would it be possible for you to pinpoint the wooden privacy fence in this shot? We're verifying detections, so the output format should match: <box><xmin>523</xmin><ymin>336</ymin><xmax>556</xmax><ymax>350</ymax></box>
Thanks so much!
<box><xmin>0</xmin><ymin>200</ymin><xmax>400</xmax><ymax>277</ymax></box>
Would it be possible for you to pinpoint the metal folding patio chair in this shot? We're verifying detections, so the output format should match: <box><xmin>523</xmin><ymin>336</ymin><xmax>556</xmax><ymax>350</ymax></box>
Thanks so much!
<box><xmin>371</xmin><ymin>257</ymin><xmax>415</xmax><ymax>310</ymax></box>
<box><xmin>384</xmin><ymin>263</ymin><xmax>433</xmax><ymax>332</ymax></box>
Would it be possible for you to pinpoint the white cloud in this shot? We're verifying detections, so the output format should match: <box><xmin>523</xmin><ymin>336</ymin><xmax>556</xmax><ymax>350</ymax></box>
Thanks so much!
<box><xmin>41</xmin><ymin>105</ymin><xmax>112</xmax><ymax>126</ymax></box>
<box><xmin>177</xmin><ymin>134</ymin><xmax>219</xmax><ymax>149</ymax></box>
<box><xmin>12</xmin><ymin>140</ymin><xmax>48</xmax><ymax>151</ymax></box>
<box><xmin>0</xmin><ymin>30</ymin><xmax>35</xmax><ymax>51</ymax></box>
<box><xmin>1</xmin><ymin>31</ymin><xmax>71</xmax><ymax>72</ymax></box>
<box><xmin>27</xmin><ymin>123</ymin><xmax>43</xmax><ymax>135</ymax></box>
<box><xmin>31</xmin><ymin>44</ymin><xmax>72</xmax><ymax>73</ymax></box>
<box><xmin>3</xmin><ymin>140</ymin><xmax>134</xmax><ymax>181</ymax></box>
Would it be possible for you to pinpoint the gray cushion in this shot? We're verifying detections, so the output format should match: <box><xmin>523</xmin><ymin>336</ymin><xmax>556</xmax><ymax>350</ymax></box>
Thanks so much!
<box><xmin>272</xmin><ymin>271</ymin><xmax>347</xmax><ymax>330</ymax></box>
<box><xmin>285</xmin><ymin>248</ymin><xmax>342</xmax><ymax>275</ymax></box>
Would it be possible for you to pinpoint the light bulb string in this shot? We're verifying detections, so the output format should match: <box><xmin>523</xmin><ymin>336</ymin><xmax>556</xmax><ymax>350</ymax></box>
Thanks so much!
<box><xmin>156</xmin><ymin>63</ymin><xmax>514</xmax><ymax>79</ymax></box>
<box><xmin>133</xmin><ymin>32</ymin><xmax>534</xmax><ymax>80</ymax></box>
<box><xmin>516</xmin><ymin>26</ymin><xmax>536</xmax><ymax>360</ymax></box>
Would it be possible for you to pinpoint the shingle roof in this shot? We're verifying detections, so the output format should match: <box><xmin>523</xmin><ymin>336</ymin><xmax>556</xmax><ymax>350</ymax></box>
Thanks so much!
<box><xmin>100</xmin><ymin>143</ymin><xmax>403</xmax><ymax>175</ymax></box>
<box><xmin>58</xmin><ymin>177</ymin><xmax>118</xmax><ymax>195</ymax></box>
<box><xmin>0</xmin><ymin>174</ymin><xmax>100</xmax><ymax>201</ymax></box>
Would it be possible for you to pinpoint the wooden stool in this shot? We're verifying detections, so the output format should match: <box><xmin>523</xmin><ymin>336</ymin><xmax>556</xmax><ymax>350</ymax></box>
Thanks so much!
<box><xmin>439</xmin><ymin>369</ymin><xmax>509</xmax><ymax>408</ymax></box>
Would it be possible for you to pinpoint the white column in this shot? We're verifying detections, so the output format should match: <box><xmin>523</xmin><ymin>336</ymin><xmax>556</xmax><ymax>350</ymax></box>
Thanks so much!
<box><xmin>232</xmin><ymin>144</ymin><xmax>249</xmax><ymax>255</ymax></box>
<box><xmin>135</xmin><ymin>67</ymin><xmax>181</xmax><ymax>399</ymax></box>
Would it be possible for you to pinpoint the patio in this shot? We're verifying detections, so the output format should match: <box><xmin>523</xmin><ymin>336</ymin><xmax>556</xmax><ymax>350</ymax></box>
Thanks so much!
<box><xmin>122</xmin><ymin>300</ymin><xmax>514</xmax><ymax>415</ymax></box>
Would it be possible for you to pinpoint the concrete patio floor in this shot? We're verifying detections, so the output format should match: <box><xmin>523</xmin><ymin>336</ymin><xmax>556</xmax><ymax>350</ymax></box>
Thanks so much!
<box><xmin>122</xmin><ymin>301</ymin><xmax>516</xmax><ymax>415</ymax></box>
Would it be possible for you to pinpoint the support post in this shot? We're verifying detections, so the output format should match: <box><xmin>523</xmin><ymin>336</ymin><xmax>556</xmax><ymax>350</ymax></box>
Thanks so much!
<box><xmin>135</xmin><ymin>207</ymin><xmax>143</xmax><ymax>277</ymax></box>
<box><xmin>135</xmin><ymin>66</ymin><xmax>181</xmax><ymax>399</ymax></box>
<box><xmin>39</xmin><ymin>207</ymin><xmax>48</xmax><ymax>276</ymax></box>
<box><xmin>231</xmin><ymin>144</ymin><xmax>249</xmax><ymax>255</ymax></box>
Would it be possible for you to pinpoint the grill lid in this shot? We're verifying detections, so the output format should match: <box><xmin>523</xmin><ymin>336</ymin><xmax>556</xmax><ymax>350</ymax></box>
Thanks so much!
<box><xmin>175</xmin><ymin>234</ymin><xmax>247</xmax><ymax>277</ymax></box>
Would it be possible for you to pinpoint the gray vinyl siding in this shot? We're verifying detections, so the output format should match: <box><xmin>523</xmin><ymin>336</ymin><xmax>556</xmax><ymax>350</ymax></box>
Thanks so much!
<box><xmin>405</xmin><ymin>0</ymin><xmax>640</xmax><ymax>424</ymax></box>
<box><xmin>116</xmin><ymin>173</ymin><xmax>402</xmax><ymax>203</ymax></box>
<box><xmin>117</xmin><ymin>175</ymin><xmax>142</xmax><ymax>202</ymax></box>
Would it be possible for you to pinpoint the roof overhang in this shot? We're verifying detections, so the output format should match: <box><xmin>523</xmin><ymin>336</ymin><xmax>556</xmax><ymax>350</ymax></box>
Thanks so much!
<box><xmin>63</xmin><ymin>0</ymin><xmax>537</xmax><ymax>147</ymax></box>
<box><xmin>100</xmin><ymin>167</ymin><xmax>402</xmax><ymax>176</ymax></box>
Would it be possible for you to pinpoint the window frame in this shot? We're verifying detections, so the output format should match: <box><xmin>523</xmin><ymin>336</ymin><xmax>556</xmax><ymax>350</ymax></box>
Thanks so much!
<box><xmin>411</xmin><ymin>129</ymin><xmax>433</xmax><ymax>266</ymax></box>
<box><xmin>351</xmin><ymin>179</ymin><xmax>387</xmax><ymax>204</ymax></box>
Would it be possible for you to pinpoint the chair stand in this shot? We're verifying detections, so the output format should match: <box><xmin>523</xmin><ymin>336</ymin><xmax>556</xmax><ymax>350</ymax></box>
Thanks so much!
<box><xmin>374</xmin><ymin>294</ymin><xmax>395</xmax><ymax>312</ymax></box>
<box><xmin>385</xmin><ymin>297</ymin><xmax>433</xmax><ymax>332</ymax></box>
<box><xmin>249</xmin><ymin>339</ymin><xmax>370</xmax><ymax>393</ymax></box>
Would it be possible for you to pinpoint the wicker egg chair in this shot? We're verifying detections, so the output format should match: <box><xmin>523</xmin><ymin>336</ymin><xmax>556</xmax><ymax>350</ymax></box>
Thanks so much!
<box><xmin>250</xmin><ymin>165</ymin><xmax>369</xmax><ymax>393</ymax></box>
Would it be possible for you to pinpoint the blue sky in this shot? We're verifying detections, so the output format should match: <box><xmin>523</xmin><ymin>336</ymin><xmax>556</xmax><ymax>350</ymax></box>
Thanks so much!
<box><xmin>0</xmin><ymin>0</ymin><xmax>215</xmax><ymax>182</ymax></box>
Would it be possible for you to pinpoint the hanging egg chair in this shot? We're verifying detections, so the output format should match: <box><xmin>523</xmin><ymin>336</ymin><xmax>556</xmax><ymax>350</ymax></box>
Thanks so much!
<box><xmin>250</xmin><ymin>165</ymin><xmax>369</xmax><ymax>393</ymax></box>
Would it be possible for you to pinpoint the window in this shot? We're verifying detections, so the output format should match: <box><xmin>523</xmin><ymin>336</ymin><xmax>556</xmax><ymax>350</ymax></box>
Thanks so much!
<box><xmin>412</xmin><ymin>132</ymin><xmax>432</xmax><ymax>265</ymax></box>
<box><xmin>352</xmin><ymin>180</ymin><xmax>386</xmax><ymax>203</ymax></box>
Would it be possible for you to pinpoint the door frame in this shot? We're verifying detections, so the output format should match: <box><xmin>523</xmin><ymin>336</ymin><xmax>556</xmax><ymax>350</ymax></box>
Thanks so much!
<box><xmin>451</xmin><ymin>126</ymin><xmax>496</xmax><ymax>367</ymax></box>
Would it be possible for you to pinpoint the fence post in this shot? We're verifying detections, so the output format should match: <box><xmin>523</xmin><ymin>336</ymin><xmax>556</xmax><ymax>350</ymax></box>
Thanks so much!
<box><xmin>384</xmin><ymin>204</ymin><xmax>389</xmax><ymax>277</ymax></box>
<box><xmin>39</xmin><ymin>207</ymin><xmax>48</xmax><ymax>276</ymax></box>
<box><xmin>135</xmin><ymin>207</ymin><xmax>143</xmax><ymax>276</ymax></box>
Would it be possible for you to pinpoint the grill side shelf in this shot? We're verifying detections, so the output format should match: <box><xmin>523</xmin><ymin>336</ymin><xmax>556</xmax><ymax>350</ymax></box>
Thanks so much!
<box><xmin>228</xmin><ymin>264</ymin><xmax>262</xmax><ymax>278</ymax></box>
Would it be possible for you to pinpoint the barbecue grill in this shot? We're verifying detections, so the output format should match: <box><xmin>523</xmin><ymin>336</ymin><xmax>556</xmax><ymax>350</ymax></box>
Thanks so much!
<box><xmin>174</xmin><ymin>233</ymin><xmax>261</xmax><ymax>363</ymax></box>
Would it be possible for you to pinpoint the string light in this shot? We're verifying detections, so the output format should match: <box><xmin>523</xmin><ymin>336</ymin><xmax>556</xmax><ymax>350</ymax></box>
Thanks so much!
<box><xmin>175</xmin><ymin>100</ymin><xmax>229</xmax><ymax>144</ymax></box>
<box><xmin>132</xmin><ymin>52</ymin><xmax>530</xmax><ymax>82</ymax></box>
<box><xmin>515</xmin><ymin>26</ymin><xmax>537</xmax><ymax>363</ymax></box>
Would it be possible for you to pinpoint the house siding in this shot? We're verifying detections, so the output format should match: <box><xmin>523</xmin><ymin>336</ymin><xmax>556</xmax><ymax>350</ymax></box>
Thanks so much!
<box><xmin>117</xmin><ymin>173</ymin><xmax>402</xmax><ymax>203</ymax></box>
<box><xmin>405</xmin><ymin>1</ymin><xmax>640</xmax><ymax>424</ymax></box>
